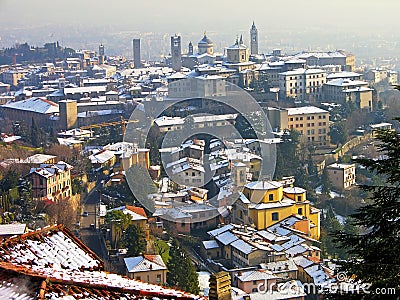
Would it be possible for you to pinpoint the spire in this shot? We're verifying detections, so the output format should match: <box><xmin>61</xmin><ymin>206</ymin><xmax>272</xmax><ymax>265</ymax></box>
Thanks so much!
<box><xmin>235</xmin><ymin>35</ymin><xmax>239</xmax><ymax>45</ymax></box>
<box><xmin>204</xmin><ymin>31</ymin><xmax>207</xmax><ymax>37</ymax></box>
<box><xmin>251</xmin><ymin>21</ymin><xmax>256</xmax><ymax>30</ymax></box>
<box><xmin>239</xmin><ymin>34</ymin><xmax>243</xmax><ymax>45</ymax></box>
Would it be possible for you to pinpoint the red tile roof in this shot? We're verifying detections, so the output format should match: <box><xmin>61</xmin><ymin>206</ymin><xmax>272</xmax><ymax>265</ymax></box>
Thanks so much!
<box><xmin>0</xmin><ymin>224</ymin><xmax>206</xmax><ymax>300</ymax></box>
<box><xmin>126</xmin><ymin>205</ymin><xmax>147</xmax><ymax>218</ymax></box>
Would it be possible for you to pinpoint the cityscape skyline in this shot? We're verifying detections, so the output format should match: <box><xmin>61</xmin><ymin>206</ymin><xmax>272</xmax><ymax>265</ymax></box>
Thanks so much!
<box><xmin>0</xmin><ymin>0</ymin><xmax>399</xmax><ymax>65</ymax></box>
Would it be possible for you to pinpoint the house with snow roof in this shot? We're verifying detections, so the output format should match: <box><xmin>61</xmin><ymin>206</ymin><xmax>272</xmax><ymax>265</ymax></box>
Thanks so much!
<box><xmin>1</xmin><ymin>97</ymin><xmax>59</xmax><ymax>128</ymax></box>
<box><xmin>234</xmin><ymin>269</ymin><xmax>278</xmax><ymax>294</ymax></box>
<box><xmin>124</xmin><ymin>254</ymin><xmax>167</xmax><ymax>285</ymax></box>
<box><xmin>27</xmin><ymin>161</ymin><xmax>73</xmax><ymax>201</ymax></box>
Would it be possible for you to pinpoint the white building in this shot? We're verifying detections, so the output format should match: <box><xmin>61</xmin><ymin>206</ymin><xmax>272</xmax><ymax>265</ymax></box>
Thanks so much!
<box><xmin>279</xmin><ymin>68</ymin><xmax>326</xmax><ymax>102</ymax></box>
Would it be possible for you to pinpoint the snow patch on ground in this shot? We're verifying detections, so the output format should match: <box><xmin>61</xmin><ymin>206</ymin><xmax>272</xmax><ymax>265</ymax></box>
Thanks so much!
<box><xmin>316</xmin><ymin>186</ymin><xmax>343</xmax><ymax>198</ymax></box>
<box><xmin>197</xmin><ymin>271</ymin><xmax>210</xmax><ymax>296</ymax></box>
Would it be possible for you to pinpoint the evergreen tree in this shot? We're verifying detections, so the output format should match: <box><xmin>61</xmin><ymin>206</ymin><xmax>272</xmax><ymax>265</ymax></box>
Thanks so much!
<box><xmin>122</xmin><ymin>224</ymin><xmax>147</xmax><ymax>256</ymax></box>
<box><xmin>167</xmin><ymin>238</ymin><xmax>199</xmax><ymax>294</ymax></box>
<box><xmin>274</xmin><ymin>129</ymin><xmax>302</xmax><ymax>179</ymax></box>
<box><xmin>321</xmin><ymin>167</ymin><xmax>331</xmax><ymax>195</ymax></box>
<box><xmin>334</xmin><ymin>120</ymin><xmax>400</xmax><ymax>299</ymax></box>
<box><xmin>329</xmin><ymin>121</ymin><xmax>348</xmax><ymax>146</ymax></box>
<box><xmin>30</xmin><ymin>117</ymin><xmax>39</xmax><ymax>147</ymax></box>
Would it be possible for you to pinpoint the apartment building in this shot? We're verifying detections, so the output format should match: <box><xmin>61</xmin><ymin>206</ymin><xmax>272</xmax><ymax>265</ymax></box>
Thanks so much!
<box><xmin>323</xmin><ymin>78</ymin><xmax>373</xmax><ymax>110</ymax></box>
<box><xmin>286</xmin><ymin>106</ymin><xmax>330</xmax><ymax>145</ymax></box>
<box><xmin>279</xmin><ymin>68</ymin><xmax>326</xmax><ymax>102</ymax></box>
<box><xmin>28</xmin><ymin>162</ymin><xmax>73</xmax><ymax>201</ymax></box>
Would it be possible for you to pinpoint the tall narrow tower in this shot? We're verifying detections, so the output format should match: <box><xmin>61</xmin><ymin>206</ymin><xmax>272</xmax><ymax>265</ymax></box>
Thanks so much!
<box><xmin>98</xmin><ymin>44</ymin><xmax>105</xmax><ymax>64</ymax></box>
<box><xmin>171</xmin><ymin>35</ymin><xmax>182</xmax><ymax>71</ymax></box>
<box><xmin>188</xmin><ymin>41</ymin><xmax>193</xmax><ymax>56</ymax></box>
<box><xmin>250</xmin><ymin>21</ymin><xmax>258</xmax><ymax>55</ymax></box>
<box><xmin>133</xmin><ymin>39</ymin><xmax>142</xmax><ymax>68</ymax></box>
<box><xmin>99</xmin><ymin>44</ymin><xmax>105</xmax><ymax>56</ymax></box>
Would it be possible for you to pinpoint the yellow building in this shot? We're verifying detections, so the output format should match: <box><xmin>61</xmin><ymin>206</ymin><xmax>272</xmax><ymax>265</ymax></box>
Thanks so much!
<box><xmin>232</xmin><ymin>181</ymin><xmax>320</xmax><ymax>240</ymax></box>
<box><xmin>224</xmin><ymin>35</ymin><xmax>255</xmax><ymax>73</ymax></box>
<box><xmin>287</xmin><ymin>106</ymin><xmax>330</xmax><ymax>146</ymax></box>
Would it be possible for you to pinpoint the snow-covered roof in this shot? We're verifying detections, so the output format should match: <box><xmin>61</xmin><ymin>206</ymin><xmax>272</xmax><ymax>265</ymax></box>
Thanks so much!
<box><xmin>64</xmin><ymin>85</ymin><xmax>107</xmax><ymax>94</ymax></box>
<box><xmin>0</xmin><ymin>225</ymin><xmax>102</xmax><ymax>270</ymax></box>
<box><xmin>202</xmin><ymin>240</ymin><xmax>220</xmax><ymax>250</ymax></box>
<box><xmin>57</xmin><ymin>137</ymin><xmax>84</xmax><ymax>146</ymax></box>
<box><xmin>22</xmin><ymin>154</ymin><xmax>56</xmax><ymax>164</ymax></box>
<box><xmin>231</xmin><ymin>239</ymin><xmax>254</xmax><ymax>255</ymax></box>
<box><xmin>0</xmin><ymin>133</ymin><xmax>21</xmax><ymax>143</ymax></box>
<box><xmin>2</xmin><ymin>97</ymin><xmax>59</xmax><ymax>114</ymax></box>
<box><xmin>285</xmin><ymin>244</ymin><xmax>308</xmax><ymax>256</ymax></box>
<box><xmin>295</xmin><ymin>51</ymin><xmax>347</xmax><ymax>59</ymax></box>
<box><xmin>244</xmin><ymin>180</ymin><xmax>282</xmax><ymax>190</ymax></box>
<box><xmin>215</xmin><ymin>231</ymin><xmax>239</xmax><ymax>246</ymax></box>
<box><xmin>0</xmin><ymin>224</ymin><xmax>205</xmax><ymax>299</ymax></box>
<box><xmin>236</xmin><ymin>270</ymin><xmax>277</xmax><ymax>282</ymax></box>
<box><xmin>292</xmin><ymin>255</ymin><xmax>314</xmax><ymax>269</ymax></box>
<box><xmin>207</xmin><ymin>224</ymin><xmax>234</xmax><ymax>237</ymax></box>
<box><xmin>232</xmin><ymin>280</ymin><xmax>306</xmax><ymax>300</ymax></box>
<box><xmin>107</xmin><ymin>205</ymin><xmax>148</xmax><ymax>221</ymax></box>
<box><xmin>283</xmin><ymin>187</ymin><xmax>306</xmax><ymax>194</ymax></box>
<box><xmin>124</xmin><ymin>255</ymin><xmax>167</xmax><ymax>273</ymax></box>
<box><xmin>279</xmin><ymin>68</ymin><xmax>325</xmax><ymax>76</ymax></box>
<box><xmin>327</xmin><ymin>163</ymin><xmax>355</xmax><ymax>170</ymax></box>
<box><xmin>286</xmin><ymin>106</ymin><xmax>328</xmax><ymax>116</ymax></box>
<box><xmin>89</xmin><ymin>150</ymin><xmax>115</xmax><ymax>164</ymax></box>
<box><xmin>260</xmin><ymin>259</ymin><xmax>298</xmax><ymax>273</ymax></box>
<box><xmin>325</xmin><ymin>78</ymin><xmax>368</xmax><ymax>87</ymax></box>
<box><xmin>58</xmin><ymin>128</ymin><xmax>92</xmax><ymax>137</ymax></box>
<box><xmin>326</xmin><ymin>71</ymin><xmax>362</xmax><ymax>79</ymax></box>
<box><xmin>304</xmin><ymin>264</ymin><xmax>333</xmax><ymax>286</ymax></box>
<box><xmin>29</xmin><ymin>162</ymin><xmax>73</xmax><ymax>178</ymax></box>
<box><xmin>0</xmin><ymin>224</ymin><xmax>27</xmax><ymax>236</ymax></box>
<box><xmin>154</xmin><ymin>116</ymin><xmax>184</xmax><ymax>127</ymax></box>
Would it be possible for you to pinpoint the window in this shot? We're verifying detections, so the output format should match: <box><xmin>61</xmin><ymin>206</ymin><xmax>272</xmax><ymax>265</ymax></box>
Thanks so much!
<box><xmin>272</xmin><ymin>212</ymin><xmax>279</xmax><ymax>221</ymax></box>
<box><xmin>297</xmin><ymin>195</ymin><xmax>302</xmax><ymax>202</ymax></box>
<box><xmin>269</xmin><ymin>194</ymin><xmax>273</xmax><ymax>201</ymax></box>
<box><xmin>298</xmin><ymin>208</ymin><xmax>303</xmax><ymax>215</ymax></box>
<box><xmin>253</xmin><ymin>280</ymin><xmax>257</xmax><ymax>285</ymax></box>
<box><xmin>156</xmin><ymin>274</ymin><xmax>162</xmax><ymax>283</ymax></box>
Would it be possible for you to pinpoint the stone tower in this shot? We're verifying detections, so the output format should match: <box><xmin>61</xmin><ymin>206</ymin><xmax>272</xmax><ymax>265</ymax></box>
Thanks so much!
<box><xmin>98</xmin><ymin>44</ymin><xmax>105</xmax><ymax>64</ymax></box>
<box><xmin>171</xmin><ymin>35</ymin><xmax>182</xmax><ymax>71</ymax></box>
<box><xmin>59</xmin><ymin>100</ymin><xmax>77</xmax><ymax>130</ymax></box>
<box><xmin>133</xmin><ymin>39</ymin><xmax>142</xmax><ymax>68</ymax></box>
<box><xmin>250</xmin><ymin>21</ymin><xmax>258</xmax><ymax>55</ymax></box>
<box><xmin>188</xmin><ymin>41</ymin><xmax>193</xmax><ymax>56</ymax></box>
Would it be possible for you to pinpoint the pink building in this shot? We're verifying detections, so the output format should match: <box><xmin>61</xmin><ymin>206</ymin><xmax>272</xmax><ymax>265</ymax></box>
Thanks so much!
<box><xmin>235</xmin><ymin>270</ymin><xmax>278</xmax><ymax>294</ymax></box>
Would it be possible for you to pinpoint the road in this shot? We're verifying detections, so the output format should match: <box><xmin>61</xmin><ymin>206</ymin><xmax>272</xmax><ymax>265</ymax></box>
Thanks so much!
<box><xmin>78</xmin><ymin>185</ymin><xmax>108</xmax><ymax>261</ymax></box>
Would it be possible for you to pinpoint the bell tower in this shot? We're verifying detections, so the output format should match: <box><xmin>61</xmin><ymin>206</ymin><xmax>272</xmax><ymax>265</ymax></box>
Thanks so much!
<box><xmin>250</xmin><ymin>21</ymin><xmax>258</xmax><ymax>55</ymax></box>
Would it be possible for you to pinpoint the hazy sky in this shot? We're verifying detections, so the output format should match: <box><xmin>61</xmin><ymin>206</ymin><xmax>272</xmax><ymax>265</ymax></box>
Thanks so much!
<box><xmin>1</xmin><ymin>0</ymin><xmax>399</xmax><ymax>32</ymax></box>
<box><xmin>0</xmin><ymin>0</ymin><xmax>399</xmax><ymax>60</ymax></box>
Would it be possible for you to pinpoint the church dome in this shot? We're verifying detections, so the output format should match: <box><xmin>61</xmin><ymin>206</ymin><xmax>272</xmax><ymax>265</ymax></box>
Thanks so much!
<box><xmin>198</xmin><ymin>33</ymin><xmax>213</xmax><ymax>45</ymax></box>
